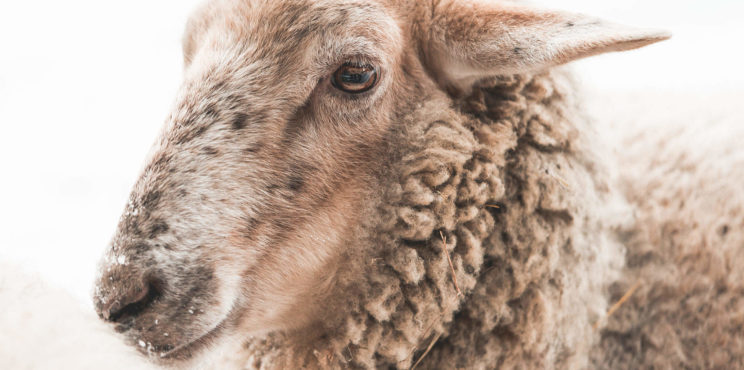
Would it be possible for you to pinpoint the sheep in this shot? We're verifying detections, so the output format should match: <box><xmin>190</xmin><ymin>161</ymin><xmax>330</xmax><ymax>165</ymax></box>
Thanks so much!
<box><xmin>84</xmin><ymin>0</ymin><xmax>741</xmax><ymax>368</ymax></box>
<box><xmin>0</xmin><ymin>261</ymin><xmax>157</xmax><ymax>370</ymax></box>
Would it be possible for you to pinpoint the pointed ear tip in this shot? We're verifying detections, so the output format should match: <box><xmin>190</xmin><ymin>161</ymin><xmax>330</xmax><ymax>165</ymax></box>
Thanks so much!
<box><xmin>595</xmin><ymin>28</ymin><xmax>671</xmax><ymax>55</ymax></box>
<box><xmin>645</xmin><ymin>29</ymin><xmax>673</xmax><ymax>42</ymax></box>
<box><xmin>622</xmin><ymin>28</ymin><xmax>672</xmax><ymax>49</ymax></box>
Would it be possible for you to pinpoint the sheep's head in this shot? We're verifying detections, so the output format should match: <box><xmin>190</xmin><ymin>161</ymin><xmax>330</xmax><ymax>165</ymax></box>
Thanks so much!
<box><xmin>93</xmin><ymin>0</ymin><xmax>667</xmax><ymax>364</ymax></box>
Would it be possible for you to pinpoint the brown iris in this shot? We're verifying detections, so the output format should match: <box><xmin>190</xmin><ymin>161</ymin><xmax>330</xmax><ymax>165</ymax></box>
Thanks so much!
<box><xmin>331</xmin><ymin>63</ymin><xmax>379</xmax><ymax>93</ymax></box>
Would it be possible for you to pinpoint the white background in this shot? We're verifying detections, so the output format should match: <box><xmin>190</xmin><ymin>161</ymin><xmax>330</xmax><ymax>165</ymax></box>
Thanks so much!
<box><xmin>1</xmin><ymin>0</ymin><xmax>742</xmax><ymax>304</ymax></box>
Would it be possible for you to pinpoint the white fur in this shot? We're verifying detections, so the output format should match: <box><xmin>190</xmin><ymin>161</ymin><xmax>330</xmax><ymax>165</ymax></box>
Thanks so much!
<box><xmin>0</xmin><ymin>261</ymin><xmax>155</xmax><ymax>370</ymax></box>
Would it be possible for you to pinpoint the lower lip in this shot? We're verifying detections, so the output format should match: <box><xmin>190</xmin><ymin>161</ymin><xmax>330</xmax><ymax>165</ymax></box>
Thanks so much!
<box><xmin>157</xmin><ymin>317</ymin><xmax>228</xmax><ymax>360</ymax></box>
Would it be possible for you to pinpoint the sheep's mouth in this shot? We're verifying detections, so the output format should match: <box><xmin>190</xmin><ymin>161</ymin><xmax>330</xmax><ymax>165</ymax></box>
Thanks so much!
<box><xmin>117</xmin><ymin>315</ymin><xmax>229</xmax><ymax>361</ymax></box>
<box><xmin>154</xmin><ymin>317</ymin><xmax>228</xmax><ymax>361</ymax></box>
<box><xmin>110</xmin><ymin>300</ymin><xmax>233</xmax><ymax>360</ymax></box>
<box><xmin>153</xmin><ymin>318</ymin><xmax>232</xmax><ymax>361</ymax></box>
<box><xmin>155</xmin><ymin>305</ymin><xmax>238</xmax><ymax>361</ymax></box>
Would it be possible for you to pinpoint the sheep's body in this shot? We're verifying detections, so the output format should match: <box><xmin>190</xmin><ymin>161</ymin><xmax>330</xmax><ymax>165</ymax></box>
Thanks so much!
<box><xmin>80</xmin><ymin>0</ymin><xmax>742</xmax><ymax>368</ymax></box>
<box><xmin>0</xmin><ymin>261</ymin><xmax>157</xmax><ymax>370</ymax></box>
<box><xmin>590</xmin><ymin>92</ymin><xmax>744</xmax><ymax>368</ymax></box>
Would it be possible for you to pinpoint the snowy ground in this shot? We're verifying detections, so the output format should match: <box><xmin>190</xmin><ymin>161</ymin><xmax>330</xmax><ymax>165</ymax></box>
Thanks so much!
<box><xmin>0</xmin><ymin>0</ymin><xmax>742</xmax><ymax>305</ymax></box>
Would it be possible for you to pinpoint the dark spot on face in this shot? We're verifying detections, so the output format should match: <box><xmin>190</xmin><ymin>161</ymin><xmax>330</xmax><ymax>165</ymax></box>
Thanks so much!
<box><xmin>232</xmin><ymin>112</ymin><xmax>249</xmax><ymax>130</ymax></box>
<box><xmin>465</xmin><ymin>265</ymin><xmax>475</xmax><ymax>274</ymax></box>
<box><xmin>142</xmin><ymin>191</ymin><xmax>161</xmax><ymax>208</ymax></box>
<box><xmin>194</xmin><ymin>125</ymin><xmax>208</xmax><ymax>137</ymax></box>
<box><xmin>132</xmin><ymin>242</ymin><xmax>150</xmax><ymax>253</ymax></box>
<box><xmin>244</xmin><ymin>142</ymin><xmax>263</xmax><ymax>154</ymax></box>
<box><xmin>149</xmin><ymin>221</ymin><xmax>169</xmax><ymax>239</ymax></box>
<box><xmin>203</xmin><ymin>105</ymin><xmax>219</xmax><ymax>121</ymax></box>
<box><xmin>566</xmin><ymin>22</ymin><xmax>575</xmax><ymax>27</ymax></box>
<box><xmin>720</xmin><ymin>225</ymin><xmax>730</xmax><ymax>237</ymax></box>
<box><xmin>239</xmin><ymin>217</ymin><xmax>260</xmax><ymax>238</ymax></box>
<box><xmin>175</xmin><ymin>125</ymin><xmax>208</xmax><ymax>145</ymax></box>
<box><xmin>202</xmin><ymin>146</ymin><xmax>219</xmax><ymax>156</ymax></box>
<box><xmin>287</xmin><ymin>172</ymin><xmax>305</xmax><ymax>191</ymax></box>
<box><xmin>513</xmin><ymin>47</ymin><xmax>522</xmax><ymax>55</ymax></box>
<box><xmin>285</xmin><ymin>162</ymin><xmax>322</xmax><ymax>197</ymax></box>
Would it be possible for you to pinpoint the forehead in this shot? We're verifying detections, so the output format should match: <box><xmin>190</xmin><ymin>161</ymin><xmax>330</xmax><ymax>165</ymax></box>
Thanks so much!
<box><xmin>192</xmin><ymin>0</ymin><xmax>401</xmax><ymax>58</ymax></box>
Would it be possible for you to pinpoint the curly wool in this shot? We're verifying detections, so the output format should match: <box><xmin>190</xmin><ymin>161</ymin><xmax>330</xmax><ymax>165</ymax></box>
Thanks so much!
<box><xmin>235</xmin><ymin>69</ymin><xmax>630</xmax><ymax>369</ymax></box>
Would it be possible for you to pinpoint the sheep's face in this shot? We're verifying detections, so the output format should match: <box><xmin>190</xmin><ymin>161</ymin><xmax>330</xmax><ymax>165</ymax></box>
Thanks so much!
<box><xmin>93</xmin><ymin>0</ymin><xmax>667</xmax><ymax>363</ymax></box>
<box><xmin>93</xmin><ymin>0</ymin><xmax>409</xmax><ymax>360</ymax></box>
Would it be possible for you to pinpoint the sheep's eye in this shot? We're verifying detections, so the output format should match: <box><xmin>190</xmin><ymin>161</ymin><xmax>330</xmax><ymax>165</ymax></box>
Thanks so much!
<box><xmin>331</xmin><ymin>63</ymin><xmax>379</xmax><ymax>94</ymax></box>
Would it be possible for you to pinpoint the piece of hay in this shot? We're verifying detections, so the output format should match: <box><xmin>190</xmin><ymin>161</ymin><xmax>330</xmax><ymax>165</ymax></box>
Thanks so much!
<box><xmin>439</xmin><ymin>230</ymin><xmax>462</xmax><ymax>297</ymax></box>
<box><xmin>593</xmin><ymin>279</ymin><xmax>643</xmax><ymax>330</ymax></box>
<box><xmin>410</xmin><ymin>332</ymin><xmax>443</xmax><ymax>370</ymax></box>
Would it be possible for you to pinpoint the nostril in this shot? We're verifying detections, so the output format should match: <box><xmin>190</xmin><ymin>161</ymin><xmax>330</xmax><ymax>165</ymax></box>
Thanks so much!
<box><xmin>102</xmin><ymin>276</ymin><xmax>163</xmax><ymax>323</ymax></box>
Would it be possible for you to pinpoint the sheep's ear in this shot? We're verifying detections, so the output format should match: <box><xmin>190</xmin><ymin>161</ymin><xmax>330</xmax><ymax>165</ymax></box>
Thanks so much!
<box><xmin>421</xmin><ymin>0</ymin><xmax>670</xmax><ymax>91</ymax></box>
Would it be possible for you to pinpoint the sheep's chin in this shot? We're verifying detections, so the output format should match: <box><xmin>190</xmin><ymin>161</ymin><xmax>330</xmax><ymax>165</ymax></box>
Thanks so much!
<box><xmin>157</xmin><ymin>314</ymin><xmax>230</xmax><ymax>361</ymax></box>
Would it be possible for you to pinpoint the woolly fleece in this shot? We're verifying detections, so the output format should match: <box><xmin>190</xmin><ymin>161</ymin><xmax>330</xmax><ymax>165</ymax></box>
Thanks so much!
<box><xmin>589</xmin><ymin>92</ymin><xmax>744</xmax><ymax>369</ymax></box>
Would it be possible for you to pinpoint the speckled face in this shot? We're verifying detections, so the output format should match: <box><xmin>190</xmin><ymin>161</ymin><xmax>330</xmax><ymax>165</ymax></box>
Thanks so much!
<box><xmin>93</xmin><ymin>0</ymin><xmax>409</xmax><ymax>361</ymax></box>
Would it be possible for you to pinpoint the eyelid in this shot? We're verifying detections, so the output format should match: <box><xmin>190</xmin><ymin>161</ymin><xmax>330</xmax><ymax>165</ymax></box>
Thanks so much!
<box><xmin>320</xmin><ymin>51</ymin><xmax>381</xmax><ymax>74</ymax></box>
<box><xmin>343</xmin><ymin>60</ymin><xmax>372</xmax><ymax>68</ymax></box>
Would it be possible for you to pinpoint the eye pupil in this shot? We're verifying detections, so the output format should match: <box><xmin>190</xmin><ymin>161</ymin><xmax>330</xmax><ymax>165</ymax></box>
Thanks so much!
<box><xmin>341</xmin><ymin>71</ymin><xmax>369</xmax><ymax>84</ymax></box>
<box><xmin>332</xmin><ymin>63</ymin><xmax>379</xmax><ymax>93</ymax></box>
